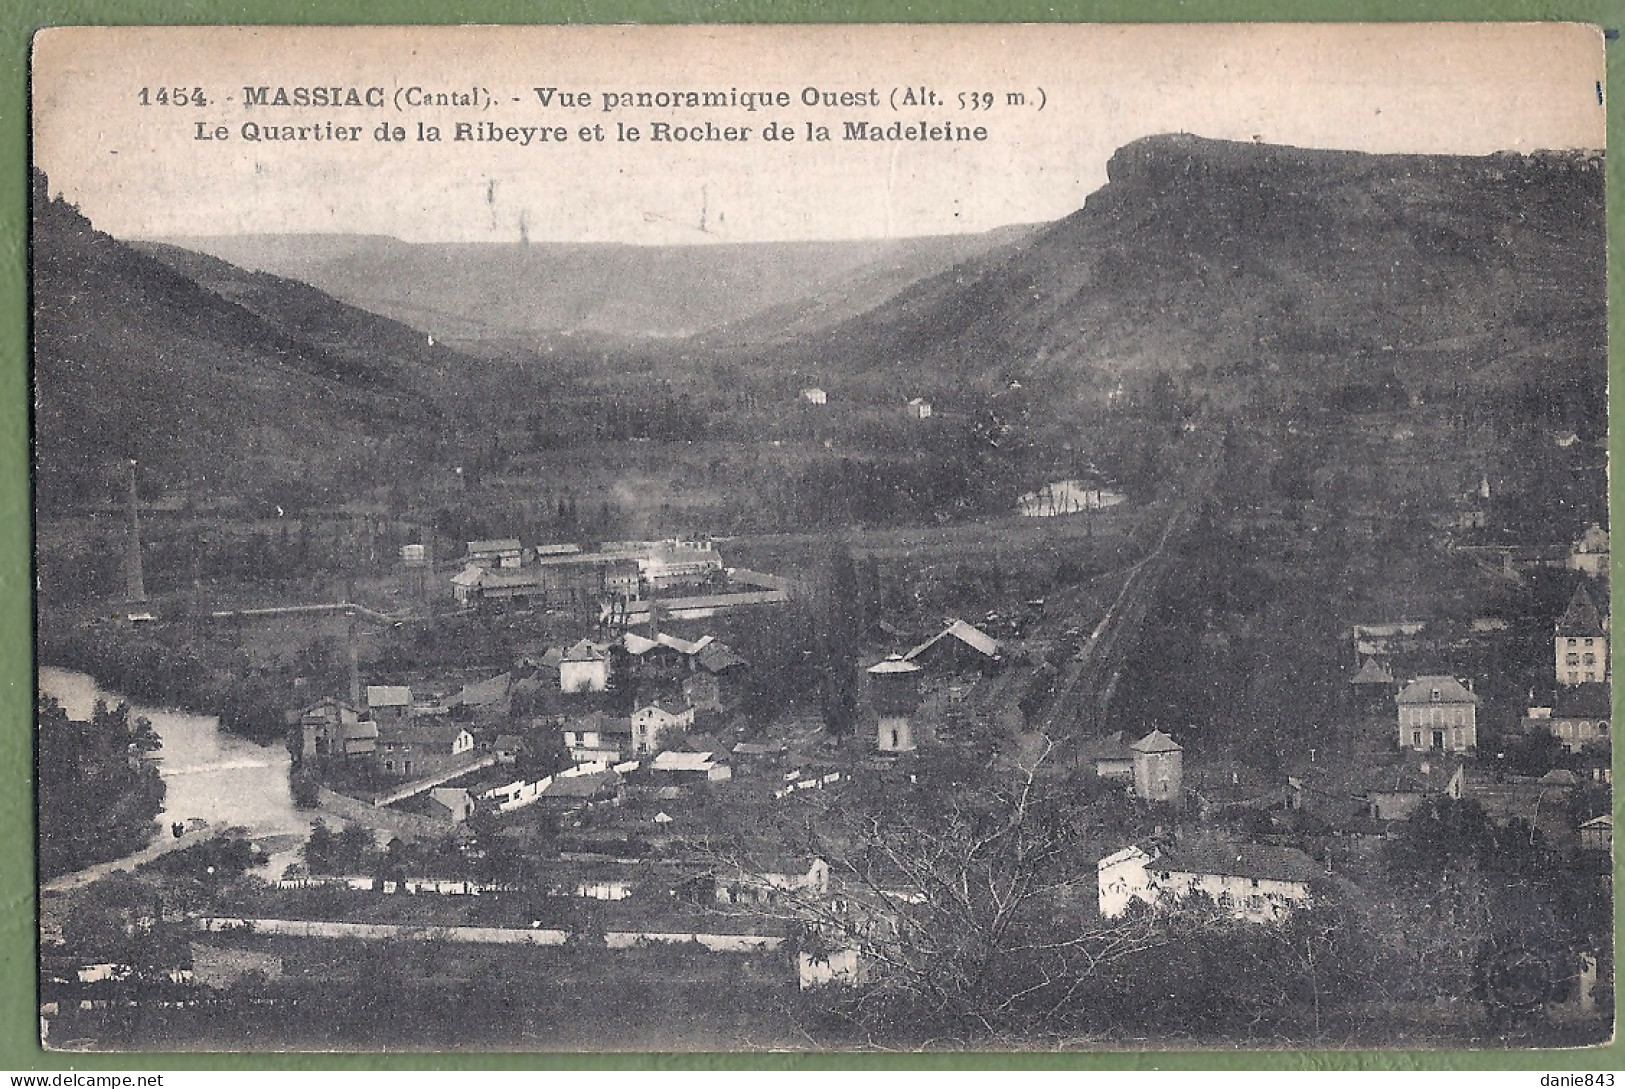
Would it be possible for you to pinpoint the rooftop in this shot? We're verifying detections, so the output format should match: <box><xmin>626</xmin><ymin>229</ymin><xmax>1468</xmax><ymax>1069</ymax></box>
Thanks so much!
<box><xmin>1350</xmin><ymin>658</ymin><xmax>1395</xmax><ymax>686</ymax></box>
<box><xmin>1396</xmin><ymin>675</ymin><xmax>1479</xmax><ymax>706</ymax></box>
<box><xmin>1131</xmin><ymin>729</ymin><xmax>1182</xmax><ymax>754</ymax></box>
<box><xmin>467</xmin><ymin>539</ymin><xmax>522</xmax><ymax>554</ymax></box>
<box><xmin>1152</xmin><ymin>842</ymin><xmax>1320</xmax><ymax>886</ymax></box>
<box><xmin>1553</xmin><ymin>681</ymin><xmax>1611</xmax><ymax>719</ymax></box>
<box><xmin>904</xmin><ymin>618</ymin><xmax>1001</xmax><ymax>662</ymax></box>
<box><xmin>366</xmin><ymin>685</ymin><xmax>413</xmax><ymax>708</ymax></box>
<box><xmin>1557</xmin><ymin>584</ymin><xmax>1608</xmax><ymax>638</ymax></box>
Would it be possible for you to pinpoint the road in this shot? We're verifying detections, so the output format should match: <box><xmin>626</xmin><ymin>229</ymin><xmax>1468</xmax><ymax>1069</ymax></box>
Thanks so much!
<box><xmin>42</xmin><ymin>827</ymin><xmax>220</xmax><ymax>894</ymax></box>
<box><xmin>996</xmin><ymin>428</ymin><xmax>1223</xmax><ymax>754</ymax></box>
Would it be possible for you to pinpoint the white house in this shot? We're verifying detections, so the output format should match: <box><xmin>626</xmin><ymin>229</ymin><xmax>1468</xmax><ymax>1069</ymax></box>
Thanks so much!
<box><xmin>648</xmin><ymin>749</ymin><xmax>733</xmax><ymax>783</ymax></box>
<box><xmin>562</xmin><ymin>714</ymin><xmax>629</xmax><ymax>763</ymax></box>
<box><xmin>1395</xmin><ymin>675</ymin><xmax>1479</xmax><ymax>752</ymax></box>
<box><xmin>630</xmin><ymin>700</ymin><xmax>695</xmax><ymax>754</ymax></box>
<box><xmin>906</xmin><ymin>397</ymin><xmax>932</xmax><ymax>419</ymax></box>
<box><xmin>1099</xmin><ymin>842</ymin><xmax>1317</xmax><ymax>924</ymax></box>
<box><xmin>1097</xmin><ymin>845</ymin><xmax>1155</xmax><ymax>919</ymax></box>
<box><xmin>714</xmin><ymin>855</ymin><xmax>830</xmax><ymax>906</ymax></box>
<box><xmin>451</xmin><ymin>565</ymin><xmax>485</xmax><ymax>606</ymax></box>
<box><xmin>799</xmin><ymin>387</ymin><xmax>828</xmax><ymax>406</ymax></box>
<box><xmin>560</xmin><ymin>638</ymin><xmax>612</xmax><ymax>693</ymax></box>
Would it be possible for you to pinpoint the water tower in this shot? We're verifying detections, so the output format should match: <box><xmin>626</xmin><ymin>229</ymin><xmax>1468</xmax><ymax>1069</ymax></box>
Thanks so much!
<box><xmin>867</xmin><ymin>655</ymin><xmax>923</xmax><ymax>753</ymax></box>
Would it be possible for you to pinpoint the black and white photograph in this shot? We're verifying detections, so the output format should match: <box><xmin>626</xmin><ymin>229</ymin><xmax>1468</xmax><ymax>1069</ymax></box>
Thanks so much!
<box><xmin>30</xmin><ymin>23</ymin><xmax>1611</xmax><ymax>1051</ymax></box>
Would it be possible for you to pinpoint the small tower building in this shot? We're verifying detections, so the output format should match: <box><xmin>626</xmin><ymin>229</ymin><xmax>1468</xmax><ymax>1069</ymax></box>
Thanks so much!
<box><xmin>867</xmin><ymin>655</ymin><xmax>922</xmax><ymax>753</ymax></box>
<box><xmin>1131</xmin><ymin>729</ymin><xmax>1183</xmax><ymax>805</ymax></box>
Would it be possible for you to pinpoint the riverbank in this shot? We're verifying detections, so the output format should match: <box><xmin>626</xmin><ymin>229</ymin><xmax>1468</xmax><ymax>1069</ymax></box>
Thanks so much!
<box><xmin>39</xmin><ymin>668</ymin><xmax>306</xmax><ymax>862</ymax></box>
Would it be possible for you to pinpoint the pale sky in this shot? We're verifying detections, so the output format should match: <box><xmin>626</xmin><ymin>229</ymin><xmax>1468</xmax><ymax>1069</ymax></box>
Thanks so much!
<box><xmin>31</xmin><ymin>23</ymin><xmax>1606</xmax><ymax>245</ymax></box>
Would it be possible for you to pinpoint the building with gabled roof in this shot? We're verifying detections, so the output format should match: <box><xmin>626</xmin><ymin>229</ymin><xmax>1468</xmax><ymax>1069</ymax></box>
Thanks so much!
<box><xmin>365</xmin><ymin>685</ymin><xmax>414</xmax><ymax>726</ymax></box>
<box><xmin>539</xmin><ymin>769</ymin><xmax>624</xmax><ymax>809</ymax></box>
<box><xmin>1098</xmin><ymin>841</ymin><xmax>1317</xmax><ymax>924</ymax></box>
<box><xmin>1533</xmin><ymin>681</ymin><xmax>1612</xmax><ymax>753</ymax></box>
<box><xmin>1130</xmin><ymin>729</ymin><xmax>1182</xmax><ymax>804</ymax></box>
<box><xmin>1350</xmin><ymin>658</ymin><xmax>1394</xmax><ymax>687</ymax></box>
<box><xmin>295</xmin><ymin>697</ymin><xmax>377</xmax><ymax>762</ymax></box>
<box><xmin>1396</xmin><ymin>675</ymin><xmax>1479</xmax><ymax>752</ymax></box>
<box><xmin>1556</xmin><ymin>583</ymin><xmax>1609</xmax><ymax>687</ymax></box>
<box><xmin>1079</xmin><ymin>730</ymin><xmax>1136</xmax><ymax>781</ymax></box>
<box><xmin>697</xmin><ymin>642</ymin><xmax>749</xmax><ymax>675</ymax></box>
<box><xmin>630</xmin><ymin>699</ymin><xmax>695</xmax><ymax>754</ymax></box>
<box><xmin>560</xmin><ymin>638</ymin><xmax>612</xmax><ymax>693</ymax></box>
<box><xmin>451</xmin><ymin>565</ymin><xmax>486</xmax><ymax>605</ymax></box>
<box><xmin>649</xmin><ymin>749</ymin><xmax>733</xmax><ymax>783</ymax></box>
<box><xmin>903</xmin><ymin>618</ymin><xmax>1002</xmax><ymax>673</ymax></box>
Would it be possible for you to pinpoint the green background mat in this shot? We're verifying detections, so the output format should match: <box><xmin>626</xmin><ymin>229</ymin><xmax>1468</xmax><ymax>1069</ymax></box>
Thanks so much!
<box><xmin>3</xmin><ymin>0</ymin><xmax>1621</xmax><ymax>1072</ymax></box>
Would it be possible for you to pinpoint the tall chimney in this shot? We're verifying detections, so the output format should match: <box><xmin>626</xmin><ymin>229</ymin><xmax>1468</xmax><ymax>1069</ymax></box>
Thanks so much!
<box><xmin>346</xmin><ymin>614</ymin><xmax>362</xmax><ymax>705</ymax></box>
<box><xmin>124</xmin><ymin>459</ymin><xmax>146</xmax><ymax>603</ymax></box>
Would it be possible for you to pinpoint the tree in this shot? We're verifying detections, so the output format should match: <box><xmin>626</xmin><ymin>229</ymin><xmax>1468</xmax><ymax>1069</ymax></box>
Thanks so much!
<box><xmin>693</xmin><ymin>746</ymin><xmax>1182</xmax><ymax>1044</ymax></box>
<box><xmin>37</xmin><ymin>696</ymin><xmax>166</xmax><ymax>879</ymax></box>
<box><xmin>303</xmin><ymin>821</ymin><xmax>336</xmax><ymax>874</ymax></box>
<box><xmin>819</xmin><ymin>545</ymin><xmax>863</xmax><ymax>738</ymax></box>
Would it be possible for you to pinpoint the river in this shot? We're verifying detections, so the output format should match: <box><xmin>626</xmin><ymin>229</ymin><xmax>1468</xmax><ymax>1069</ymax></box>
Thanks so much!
<box><xmin>38</xmin><ymin>667</ymin><xmax>306</xmax><ymax>845</ymax></box>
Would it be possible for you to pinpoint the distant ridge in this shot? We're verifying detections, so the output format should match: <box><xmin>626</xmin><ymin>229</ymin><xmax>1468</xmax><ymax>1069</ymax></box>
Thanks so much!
<box><xmin>768</xmin><ymin>134</ymin><xmax>1604</xmax><ymax>409</ymax></box>
<box><xmin>31</xmin><ymin>177</ymin><xmax>462</xmax><ymax>509</ymax></box>
<box><xmin>154</xmin><ymin>225</ymin><xmax>1046</xmax><ymax>344</ymax></box>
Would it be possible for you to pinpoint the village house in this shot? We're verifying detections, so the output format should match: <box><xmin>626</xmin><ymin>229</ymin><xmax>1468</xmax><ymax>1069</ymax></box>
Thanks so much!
<box><xmin>697</xmin><ymin>641</ymin><xmax>749</xmax><ymax>676</ymax></box>
<box><xmin>451</xmin><ymin>672</ymin><xmax>512</xmax><ymax>719</ymax></box>
<box><xmin>1131</xmin><ymin>729</ymin><xmax>1183</xmax><ymax>804</ymax></box>
<box><xmin>638</xmin><ymin>541</ymin><xmax>725</xmax><ymax>591</ymax></box>
<box><xmin>560</xmin><ymin>638</ymin><xmax>612</xmax><ymax>693</ymax></box>
<box><xmin>1556</xmin><ymin>583</ymin><xmax>1609</xmax><ymax>687</ymax></box>
<box><xmin>562</xmin><ymin>712</ymin><xmax>630</xmax><ymax>763</ymax></box>
<box><xmin>492</xmin><ymin>734</ymin><xmax>526</xmax><ymax>765</ymax></box>
<box><xmin>1396</xmin><ymin>675</ymin><xmax>1479</xmax><ymax>752</ymax></box>
<box><xmin>631</xmin><ymin>699</ymin><xmax>696</xmax><ymax>754</ymax></box>
<box><xmin>1348</xmin><ymin>658</ymin><xmax>1395</xmax><ymax>714</ymax></box>
<box><xmin>1358</xmin><ymin>755</ymin><xmax>1465</xmax><ymax>822</ymax></box>
<box><xmin>648</xmin><ymin>749</ymin><xmax>733</xmax><ymax>785</ymax></box>
<box><xmin>868</xmin><ymin>654</ymin><xmax>924</xmax><ymax>753</ymax></box>
<box><xmin>1568</xmin><ymin>523</ymin><xmax>1610</xmax><ymax>578</ymax></box>
<box><xmin>466</xmin><ymin>538</ymin><xmax>524</xmax><ymax>569</ymax></box>
<box><xmin>712</xmin><ymin>854</ymin><xmax>830</xmax><ymax>907</ymax></box>
<box><xmin>450</xmin><ymin>564</ymin><xmax>485</xmax><ymax>606</ymax></box>
<box><xmin>1351</xmin><ymin>621</ymin><xmax>1427</xmax><ymax>663</ymax></box>
<box><xmin>1580</xmin><ymin>814</ymin><xmax>1612</xmax><ymax>852</ymax></box>
<box><xmin>1079</xmin><ymin>730</ymin><xmax>1135</xmax><ymax>781</ymax></box>
<box><xmin>294</xmin><ymin>697</ymin><xmax>378</xmax><ymax>762</ymax></box>
<box><xmin>1098</xmin><ymin>842</ymin><xmax>1318</xmax><ymax>924</ymax></box>
<box><xmin>538</xmin><ymin>769</ymin><xmax>624</xmax><ymax>811</ymax></box>
<box><xmin>1527</xmin><ymin>681</ymin><xmax>1611</xmax><ymax>753</ymax></box>
<box><xmin>365</xmin><ymin>685</ymin><xmax>414</xmax><ymax>727</ymax></box>
<box><xmin>906</xmin><ymin>397</ymin><xmax>932</xmax><ymax>419</ymax></box>
<box><xmin>374</xmin><ymin>723</ymin><xmax>475</xmax><ymax>780</ymax></box>
<box><xmin>799</xmin><ymin>387</ymin><xmax>827</xmax><ymax>406</ymax></box>
<box><xmin>903</xmin><ymin>618</ymin><xmax>1002</xmax><ymax>674</ymax></box>
<box><xmin>426</xmin><ymin>787</ymin><xmax>478</xmax><ymax>824</ymax></box>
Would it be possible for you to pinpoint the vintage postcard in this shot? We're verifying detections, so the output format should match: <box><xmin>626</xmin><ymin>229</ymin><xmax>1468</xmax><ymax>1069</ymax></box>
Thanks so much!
<box><xmin>31</xmin><ymin>24</ymin><xmax>1609</xmax><ymax>1051</ymax></box>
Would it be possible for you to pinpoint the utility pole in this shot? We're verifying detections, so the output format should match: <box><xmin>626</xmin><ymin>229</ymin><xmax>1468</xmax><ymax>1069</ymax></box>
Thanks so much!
<box><xmin>124</xmin><ymin>459</ymin><xmax>147</xmax><ymax>604</ymax></box>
